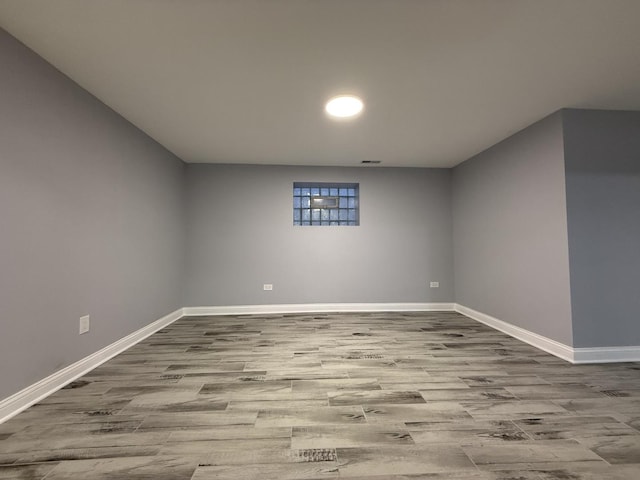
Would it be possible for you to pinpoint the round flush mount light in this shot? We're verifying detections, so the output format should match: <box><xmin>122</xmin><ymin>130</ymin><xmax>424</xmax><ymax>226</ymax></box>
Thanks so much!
<box><xmin>325</xmin><ymin>95</ymin><xmax>364</xmax><ymax>119</ymax></box>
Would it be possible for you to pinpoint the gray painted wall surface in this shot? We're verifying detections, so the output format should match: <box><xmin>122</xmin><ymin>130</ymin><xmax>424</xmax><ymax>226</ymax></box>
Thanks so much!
<box><xmin>452</xmin><ymin>112</ymin><xmax>574</xmax><ymax>345</ymax></box>
<box><xmin>185</xmin><ymin>164</ymin><xmax>453</xmax><ymax>306</ymax></box>
<box><xmin>0</xmin><ymin>29</ymin><xmax>186</xmax><ymax>400</ymax></box>
<box><xmin>563</xmin><ymin>109</ymin><xmax>640</xmax><ymax>347</ymax></box>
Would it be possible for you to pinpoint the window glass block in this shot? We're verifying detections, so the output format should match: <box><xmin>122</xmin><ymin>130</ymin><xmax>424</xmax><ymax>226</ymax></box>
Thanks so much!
<box><xmin>293</xmin><ymin>182</ymin><xmax>359</xmax><ymax>226</ymax></box>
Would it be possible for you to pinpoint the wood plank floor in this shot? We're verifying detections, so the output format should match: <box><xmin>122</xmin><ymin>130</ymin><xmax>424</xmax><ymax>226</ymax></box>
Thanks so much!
<box><xmin>1</xmin><ymin>311</ymin><xmax>640</xmax><ymax>479</ymax></box>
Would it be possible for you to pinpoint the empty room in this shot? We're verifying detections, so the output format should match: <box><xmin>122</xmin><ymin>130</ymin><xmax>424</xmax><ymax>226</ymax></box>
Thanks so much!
<box><xmin>1</xmin><ymin>1</ymin><xmax>640</xmax><ymax>479</ymax></box>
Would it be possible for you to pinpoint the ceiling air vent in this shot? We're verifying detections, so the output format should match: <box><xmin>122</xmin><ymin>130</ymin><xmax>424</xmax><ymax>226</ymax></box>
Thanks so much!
<box><xmin>361</xmin><ymin>160</ymin><xmax>381</xmax><ymax>164</ymax></box>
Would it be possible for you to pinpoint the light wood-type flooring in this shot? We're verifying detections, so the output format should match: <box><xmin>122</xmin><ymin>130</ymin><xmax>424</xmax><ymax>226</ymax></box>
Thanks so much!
<box><xmin>1</xmin><ymin>311</ymin><xmax>640</xmax><ymax>479</ymax></box>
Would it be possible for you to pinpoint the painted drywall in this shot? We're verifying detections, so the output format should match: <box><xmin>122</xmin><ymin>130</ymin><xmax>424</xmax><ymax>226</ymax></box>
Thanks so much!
<box><xmin>0</xmin><ymin>29</ymin><xmax>186</xmax><ymax>400</ymax></box>
<box><xmin>452</xmin><ymin>112</ymin><xmax>574</xmax><ymax>345</ymax></box>
<box><xmin>185</xmin><ymin>164</ymin><xmax>453</xmax><ymax>306</ymax></box>
<box><xmin>563</xmin><ymin>109</ymin><xmax>640</xmax><ymax>348</ymax></box>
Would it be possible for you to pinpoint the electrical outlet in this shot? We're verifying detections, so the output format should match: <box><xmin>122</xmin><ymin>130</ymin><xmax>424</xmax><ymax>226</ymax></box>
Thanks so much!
<box><xmin>430</xmin><ymin>281</ymin><xmax>440</xmax><ymax>288</ymax></box>
<box><xmin>79</xmin><ymin>315</ymin><xmax>90</xmax><ymax>334</ymax></box>
<box><xmin>263</xmin><ymin>284</ymin><xmax>273</xmax><ymax>291</ymax></box>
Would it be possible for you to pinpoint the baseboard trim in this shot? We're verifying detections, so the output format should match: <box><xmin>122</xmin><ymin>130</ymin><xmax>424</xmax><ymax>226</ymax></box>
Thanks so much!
<box><xmin>4</xmin><ymin>302</ymin><xmax>639</xmax><ymax>424</ymax></box>
<box><xmin>453</xmin><ymin>303</ymin><xmax>575</xmax><ymax>362</ymax></box>
<box><xmin>572</xmin><ymin>346</ymin><xmax>640</xmax><ymax>364</ymax></box>
<box><xmin>0</xmin><ymin>308</ymin><xmax>184</xmax><ymax>424</ymax></box>
<box><xmin>454</xmin><ymin>303</ymin><xmax>640</xmax><ymax>364</ymax></box>
<box><xmin>183</xmin><ymin>303</ymin><xmax>455</xmax><ymax>316</ymax></box>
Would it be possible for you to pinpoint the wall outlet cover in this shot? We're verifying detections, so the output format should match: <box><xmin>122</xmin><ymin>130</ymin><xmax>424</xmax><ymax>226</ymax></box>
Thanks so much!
<box><xmin>430</xmin><ymin>282</ymin><xmax>440</xmax><ymax>288</ymax></box>
<box><xmin>79</xmin><ymin>315</ymin><xmax>90</xmax><ymax>335</ymax></box>
<box><xmin>263</xmin><ymin>284</ymin><xmax>273</xmax><ymax>291</ymax></box>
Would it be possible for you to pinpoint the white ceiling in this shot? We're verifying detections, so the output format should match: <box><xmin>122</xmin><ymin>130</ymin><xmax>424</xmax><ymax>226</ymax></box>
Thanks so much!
<box><xmin>1</xmin><ymin>0</ymin><xmax>640</xmax><ymax>168</ymax></box>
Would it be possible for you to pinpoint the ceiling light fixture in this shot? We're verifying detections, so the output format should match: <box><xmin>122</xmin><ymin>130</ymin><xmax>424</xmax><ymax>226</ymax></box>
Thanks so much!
<box><xmin>325</xmin><ymin>95</ymin><xmax>364</xmax><ymax>119</ymax></box>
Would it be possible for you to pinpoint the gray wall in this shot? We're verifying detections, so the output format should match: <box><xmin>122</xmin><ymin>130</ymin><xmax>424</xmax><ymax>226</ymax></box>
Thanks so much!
<box><xmin>563</xmin><ymin>109</ymin><xmax>640</xmax><ymax>348</ymax></box>
<box><xmin>452</xmin><ymin>112</ymin><xmax>574</xmax><ymax>345</ymax></box>
<box><xmin>0</xmin><ymin>29</ymin><xmax>186</xmax><ymax>400</ymax></box>
<box><xmin>185</xmin><ymin>164</ymin><xmax>453</xmax><ymax>306</ymax></box>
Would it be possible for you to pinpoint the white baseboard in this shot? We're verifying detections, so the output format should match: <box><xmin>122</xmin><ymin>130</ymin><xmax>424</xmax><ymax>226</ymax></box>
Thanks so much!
<box><xmin>454</xmin><ymin>303</ymin><xmax>640</xmax><ymax>364</ymax></box>
<box><xmin>0</xmin><ymin>308</ymin><xmax>184</xmax><ymax>424</ymax></box>
<box><xmin>183</xmin><ymin>302</ymin><xmax>455</xmax><ymax>316</ymax></box>
<box><xmin>4</xmin><ymin>302</ymin><xmax>638</xmax><ymax>424</ymax></box>
<box><xmin>572</xmin><ymin>346</ymin><xmax>640</xmax><ymax>364</ymax></box>
<box><xmin>454</xmin><ymin>303</ymin><xmax>575</xmax><ymax>362</ymax></box>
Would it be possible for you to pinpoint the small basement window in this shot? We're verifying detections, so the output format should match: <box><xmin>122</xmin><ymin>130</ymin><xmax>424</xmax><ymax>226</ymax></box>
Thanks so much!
<box><xmin>293</xmin><ymin>182</ymin><xmax>359</xmax><ymax>226</ymax></box>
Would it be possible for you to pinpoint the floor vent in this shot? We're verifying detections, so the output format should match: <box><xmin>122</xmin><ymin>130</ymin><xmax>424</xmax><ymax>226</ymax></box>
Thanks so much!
<box><xmin>293</xmin><ymin>449</ymin><xmax>337</xmax><ymax>462</ymax></box>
